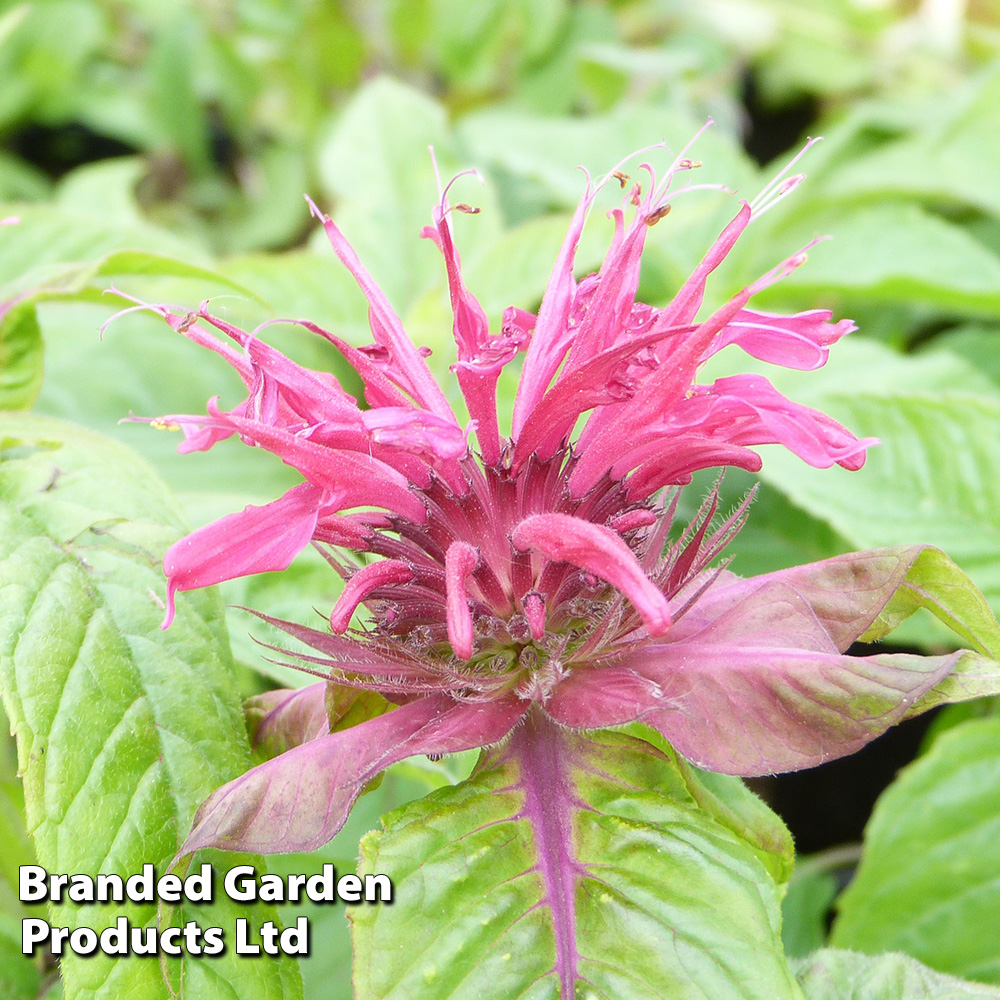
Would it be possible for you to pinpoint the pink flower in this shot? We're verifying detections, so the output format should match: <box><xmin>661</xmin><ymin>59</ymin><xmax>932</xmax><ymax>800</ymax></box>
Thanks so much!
<box><xmin>129</xmin><ymin>136</ymin><xmax>973</xmax><ymax>867</ymax></box>
<box><xmin>143</xmin><ymin>143</ymin><xmax>871</xmax><ymax>635</ymax></box>
<box><xmin>125</xmin><ymin>138</ymin><xmax>1000</xmax><ymax>998</ymax></box>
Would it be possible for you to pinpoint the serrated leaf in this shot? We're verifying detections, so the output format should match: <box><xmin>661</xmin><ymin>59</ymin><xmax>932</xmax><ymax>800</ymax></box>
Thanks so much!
<box><xmin>832</xmin><ymin>718</ymin><xmax>1000</xmax><ymax>984</ymax></box>
<box><xmin>0</xmin><ymin>298</ymin><xmax>42</xmax><ymax>409</ymax></box>
<box><xmin>796</xmin><ymin>949</ymin><xmax>1000</xmax><ymax>999</ymax></box>
<box><xmin>627</xmin><ymin>721</ymin><xmax>794</xmax><ymax>886</ymax></box>
<box><xmin>352</xmin><ymin>717</ymin><xmax>800</xmax><ymax>1000</ymax></box>
<box><xmin>0</xmin><ymin>414</ymin><xmax>302</xmax><ymax>1000</ymax></box>
<box><xmin>675</xmin><ymin>758</ymin><xmax>795</xmax><ymax>886</ymax></box>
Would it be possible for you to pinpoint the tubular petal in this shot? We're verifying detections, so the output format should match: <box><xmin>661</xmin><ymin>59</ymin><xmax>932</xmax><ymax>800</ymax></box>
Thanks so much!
<box><xmin>330</xmin><ymin>559</ymin><xmax>415</xmax><ymax>633</ymax></box>
<box><xmin>163</xmin><ymin>483</ymin><xmax>325</xmax><ymax>628</ymax></box>
<box><xmin>513</xmin><ymin>188</ymin><xmax>596</xmax><ymax>436</ymax></box>
<box><xmin>306</xmin><ymin>196</ymin><xmax>455</xmax><ymax>421</ymax></box>
<box><xmin>512</xmin><ymin>513</ymin><xmax>670</xmax><ymax>636</ymax></box>
<box><xmin>445</xmin><ymin>541</ymin><xmax>480</xmax><ymax>659</ymax></box>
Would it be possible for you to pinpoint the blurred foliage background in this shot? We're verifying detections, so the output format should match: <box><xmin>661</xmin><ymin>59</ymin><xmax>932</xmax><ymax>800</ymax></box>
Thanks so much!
<box><xmin>3</xmin><ymin>0</ymin><xmax>1000</xmax><ymax>996</ymax></box>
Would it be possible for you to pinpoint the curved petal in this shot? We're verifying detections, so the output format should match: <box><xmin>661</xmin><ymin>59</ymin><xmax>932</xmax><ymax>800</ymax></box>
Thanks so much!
<box><xmin>307</xmin><ymin>197</ymin><xmax>455</xmax><ymax>421</ymax></box>
<box><xmin>330</xmin><ymin>559</ymin><xmax>414</xmax><ymax>633</ymax></box>
<box><xmin>512</xmin><ymin>513</ymin><xmax>670</xmax><ymax>635</ymax></box>
<box><xmin>179</xmin><ymin>693</ymin><xmax>527</xmax><ymax>856</ymax></box>
<box><xmin>513</xmin><ymin>188</ymin><xmax>595</xmax><ymax>436</ymax></box>
<box><xmin>162</xmin><ymin>483</ymin><xmax>323</xmax><ymax>628</ymax></box>
<box><xmin>708</xmin><ymin>308</ymin><xmax>855</xmax><ymax>371</ymax></box>
<box><xmin>445</xmin><ymin>541</ymin><xmax>479</xmax><ymax>659</ymax></box>
<box><xmin>673</xmin><ymin>374</ymin><xmax>876</xmax><ymax>471</ymax></box>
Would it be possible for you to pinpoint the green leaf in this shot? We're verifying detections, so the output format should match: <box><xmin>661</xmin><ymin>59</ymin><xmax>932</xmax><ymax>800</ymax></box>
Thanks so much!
<box><xmin>927</xmin><ymin>325</ymin><xmax>1000</xmax><ymax>389</ymax></box>
<box><xmin>628</xmin><ymin>721</ymin><xmax>794</xmax><ymax>886</ymax></box>
<box><xmin>352</xmin><ymin>723</ymin><xmax>800</xmax><ymax>1000</ymax></box>
<box><xmin>781</xmin><ymin>848</ymin><xmax>862</xmax><ymax>961</ymax></box>
<box><xmin>220</xmin><ymin>249</ymin><xmax>371</xmax><ymax>340</ymax></box>
<box><xmin>147</xmin><ymin>14</ymin><xmax>212</xmax><ymax>175</ymax></box>
<box><xmin>817</xmin><ymin>64</ymin><xmax>1000</xmax><ymax>221</ymax></box>
<box><xmin>832</xmin><ymin>718</ymin><xmax>1000</xmax><ymax>984</ymax></box>
<box><xmin>0</xmin><ymin>204</ymin><xmax>207</xmax><ymax>292</ymax></box>
<box><xmin>32</xmin><ymin>301</ymin><xmax>297</xmax><ymax>502</ymax></box>
<box><xmin>768</xmin><ymin>389</ymin><xmax>1000</xmax><ymax>608</ymax></box>
<box><xmin>782</xmin><ymin>868</ymin><xmax>837</xmax><ymax>960</ymax></box>
<box><xmin>0</xmin><ymin>299</ymin><xmax>42</xmax><ymax>410</ymax></box>
<box><xmin>457</xmin><ymin>103</ymin><xmax>755</xmax><ymax>211</ymax></box>
<box><xmin>54</xmin><ymin>158</ymin><xmax>147</xmax><ymax>227</ymax></box>
<box><xmin>796</xmin><ymin>949</ymin><xmax>1000</xmax><ymax>999</ymax></box>
<box><xmin>675</xmin><ymin>761</ymin><xmax>795</xmax><ymax>887</ymax></box>
<box><xmin>0</xmin><ymin>414</ymin><xmax>302</xmax><ymax>1000</ymax></box>
<box><xmin>769</xmin><ymin>202</ymin><xmax>1000</xmax><ymax>316</ymax></box>
<box><xmin>0</xmin><ymin>704</ymin><xmax>34</xmax><ymax>895</ymax></box>
<box><xmin>269</xmin><ymin>760</ymin><xmax>464</xmax><ymax>1000</ymax></box>
<box><xmin>858</xmin><ymin>546</ymin><xmax>1000</xmax><ymax>655</ymax></box>
<box><xmin>0</xmin><ymin>911</ymin><xmax>42</xmax><ymax>1000</ymax></box>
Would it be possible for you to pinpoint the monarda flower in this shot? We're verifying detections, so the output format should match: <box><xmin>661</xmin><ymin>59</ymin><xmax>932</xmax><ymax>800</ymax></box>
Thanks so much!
<box><xmin>131</xmin><ymin>140</ymin><xmax>991</xmax><ymax>988</ymax></box>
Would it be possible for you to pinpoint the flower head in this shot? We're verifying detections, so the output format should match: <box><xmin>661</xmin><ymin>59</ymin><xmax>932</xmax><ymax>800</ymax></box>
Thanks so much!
<box><xmin>126</xmin><ymin>134</ymin><xmax>953</xmax><ymax>861</ymax></box>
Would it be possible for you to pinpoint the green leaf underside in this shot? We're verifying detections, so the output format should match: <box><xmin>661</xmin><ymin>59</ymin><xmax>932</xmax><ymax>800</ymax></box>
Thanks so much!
<box><xmin>0</xmin><ymin>414</ymin><xmax>301</xmax><ymax>1000</ymax></box>
<box><xmin>796</xmin><ymin>949</ymin><xmax>1000</xmax><ymax>999</ymax></box>
<box><xmin>352</xmin><ymin>717</ymin><xmax>799</xmax><ymax>1000</ymax></box>
<box><xmin>832</xmin><ymin>718</ymin><xmax>1000</xmax><ymax>985</ymax></box>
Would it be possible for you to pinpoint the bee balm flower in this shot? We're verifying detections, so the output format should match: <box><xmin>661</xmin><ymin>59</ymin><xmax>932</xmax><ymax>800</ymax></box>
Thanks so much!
<box><xmin>131</xmin><ymin>138</ymin><xmax>977</xmax><ymax>871</ymax></box>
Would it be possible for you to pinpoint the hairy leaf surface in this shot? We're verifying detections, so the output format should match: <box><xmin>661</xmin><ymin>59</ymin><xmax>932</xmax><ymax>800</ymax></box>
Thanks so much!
<box><xmin>0</xmin><ymin>414</ymin><xmax>301</xmax><ymax>1000</ymax></box>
